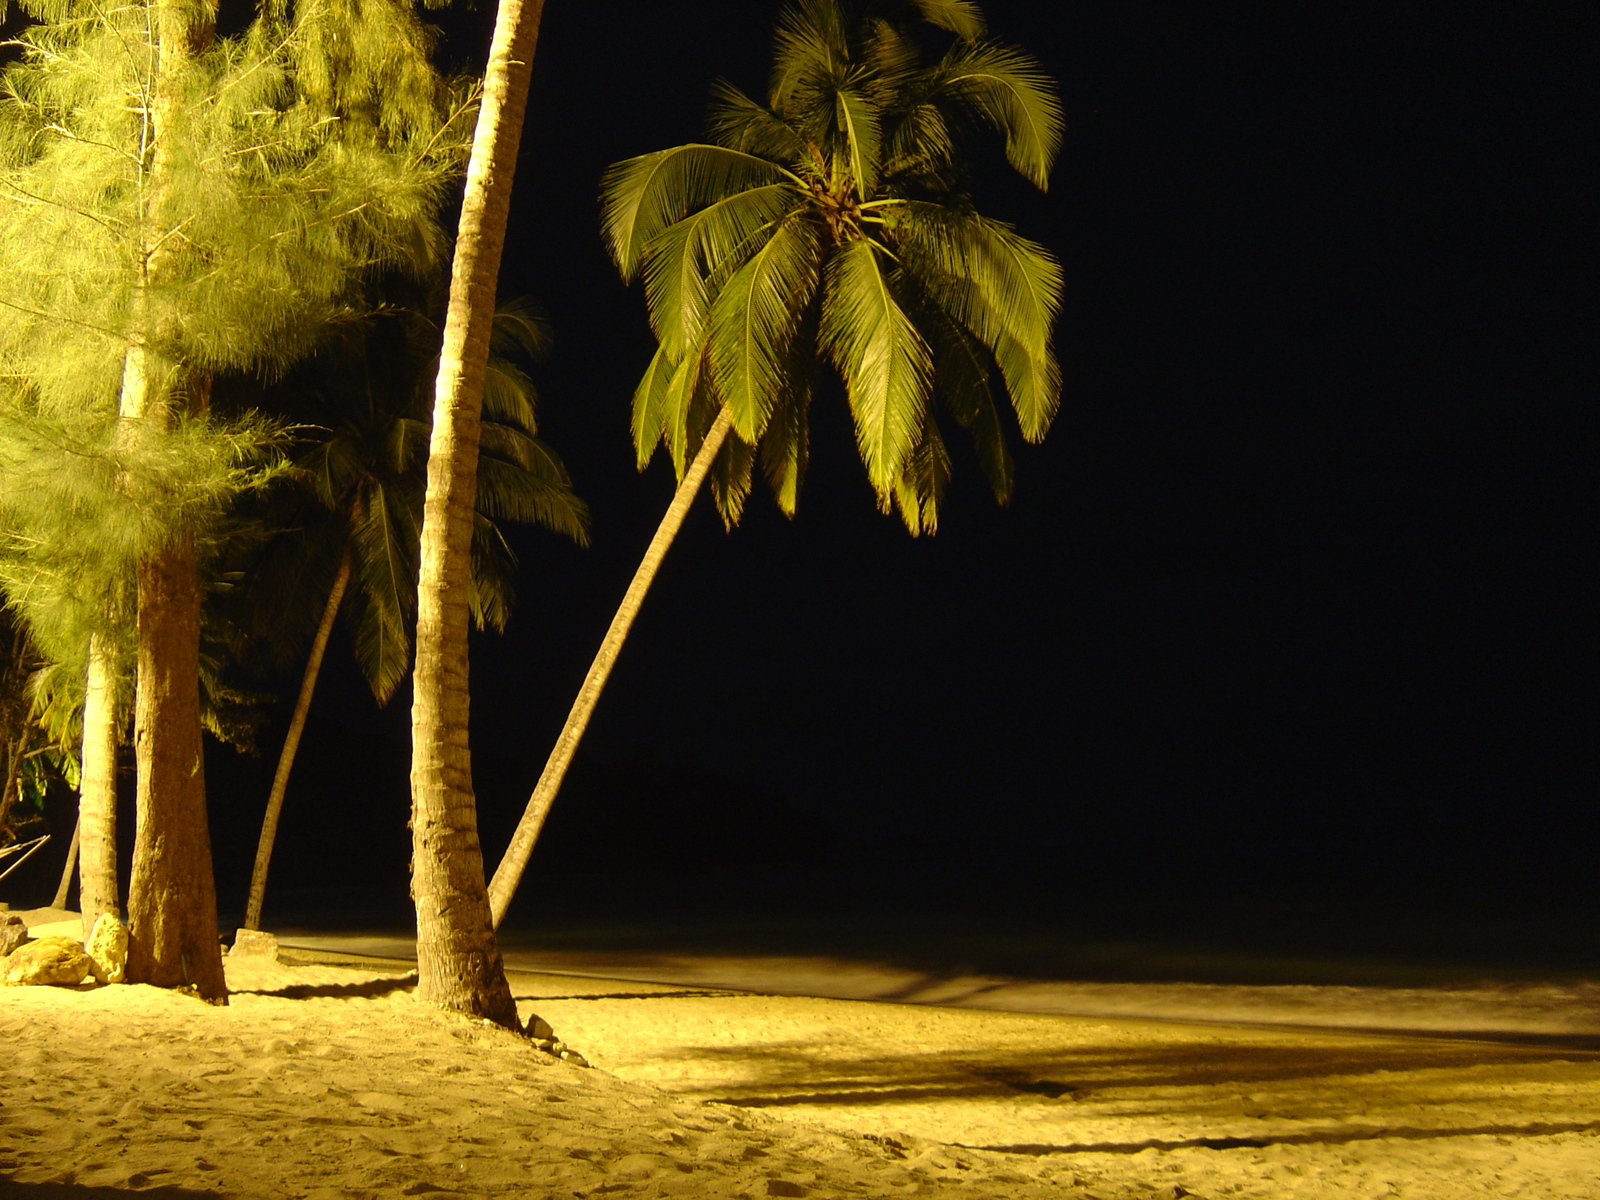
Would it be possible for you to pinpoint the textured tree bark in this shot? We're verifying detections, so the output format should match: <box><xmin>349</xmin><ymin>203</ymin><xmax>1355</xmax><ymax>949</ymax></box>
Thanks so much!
<box><xmin>409</xmin><ymin>0</ymin><xmax>544</xmax><ymax>1027</ymax></box>
<box><xmin>50</xmin><ymin>818</ymin><xmax>80</xmax><ymax>911</ymax></box>
<box><xmin>487</xmin><ymin>408</ymin><xmax>733</xmax><ymax>926</ymax></box>
<box><xmin>242</xmin><ymin>549</ymin><xmax>352</xmax><ymax>931</ymax></box>
<box><xmin>77</xmin><ymin>634</ymin><xmax>121</xmax><ymax>933</ymax></box>
<box><xmin>122</xmin><ymin>0</ymin><xmax>226</xmax><ymax>1001</ymax></box>
<box><xmin>124</xmin><ymin>517</ymin><xmax>226</xmax><ymax>1001</ymax></box>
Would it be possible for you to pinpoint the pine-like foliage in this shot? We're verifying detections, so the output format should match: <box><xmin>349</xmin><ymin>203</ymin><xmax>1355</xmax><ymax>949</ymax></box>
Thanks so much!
<box><xmin>602</xmin><ymin>0</ymin><xmax>1063</xmax><ymax>532</ymax></box>
<box><xmin>0</xmin><ymin>0</ymin><xmax>474</xmax><ymax>732</ymax></box>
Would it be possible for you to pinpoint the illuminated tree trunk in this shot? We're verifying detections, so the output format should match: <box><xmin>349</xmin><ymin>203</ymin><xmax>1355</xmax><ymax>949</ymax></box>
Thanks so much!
<box><xmin>120</xmin><ymin>2</ymin><xmax>227</xmax><ymax>1002</ymax></box>
<box><xmin>409</xmin><ymin>0</ymin><xmax>544</xmax><ymax>1027</ymax></box>
<box><xmin>242</xmin><ymin>548</ymin><xmax>351</xmax><ymax>932</ymax></box>
<box><xmin>487</xmin><ymin>408</ymin><xmax>732</xmax><ymax>926</ymax></box>
<box><xmin>123</xmin><ymin>363</ymin><xmax>226</xmax><ymax>1001</ymax></box>
<box><xmin>77</xmin><ymin>634</ymin><xmax>121</xmax><ymax>933</ymax></box>
<box><xmin>50</xmin><ymin>819</ymin><xmax>79</xmax><ymax>910</ymax></box>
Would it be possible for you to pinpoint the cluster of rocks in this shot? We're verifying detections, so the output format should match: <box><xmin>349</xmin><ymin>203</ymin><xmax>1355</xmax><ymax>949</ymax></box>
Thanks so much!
<box><xmin>525</xmin><ymin>1013</ymin><xmax>590</xmax><ymax>1068</ymax></box>
<box><xmin>0</xmin><ymin>912</ymin><xmax>128</xmax><ymax>988</ymax></box>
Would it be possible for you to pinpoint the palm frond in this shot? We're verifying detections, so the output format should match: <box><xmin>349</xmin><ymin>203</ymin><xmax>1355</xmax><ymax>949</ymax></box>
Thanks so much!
<box><xmin>475</xmin><ymin>432</ymin><xmax>590</xmax><ymax>546</ymax></box>
<box><xmin>772</xmin><ymin>0</ymin><xmax>853</xmax><ymax>125</ymax></box>
<box><xmin>890</xmin><ymin>202</ymin><xmax>1061</xmax><ymax>439</ymax></box>
<box><xmin>347</xmin><ymin>484</ymin><xmax>418</xmax><ymax>704</ymax></box>
<box><xmin>467</xmin><ymin>512</ymin><xmax>517</xmax><ymax>633</ymax></box>
<box><xmin>926</xmin><ymin>310</ymin><xmax>1013</xmax><ymax>503</ymax></box>
<box><xmin>602</xmin><ymin>145</ymin><xmax>793</xmax><ymax>280</ymax></box>
<box><xmin>630</xmin><ymin>341</ymin><xmax>680</xmax><ymax>469</ymax></box>
<box><xmin>709</xmin><ymin>80</ymin><xmax>811</xmax><ymax>162</ymax></box>
<box><xmin>708</xmin><ymin>430</ymin><xmax>756</xmax><ymax>529</ymax></box>
<box><xmin>892</xmin><ymin>409</ymin><xmax>952</xmax><ymax>534</ymax></box>
<box><xmin>708</xmin><ymin>214</ymin><xmax>823</xmax><ymax>443</ymax></box>
<box><xmin>832</xmin><ymin>85</ymin><xmax>882</xmax><ymax>194</ymax></box>
<box><xmin>487</xmin><ymin>296</ymin><xmax>552</xmax><ymax>362</ymax></box>
<box><xmin>896</xmin><ymin>0</ymin><xmax>986</xmax><ymax>39</ymax></box>
<box><xmin>480</xmin><ymin>358</ymin><xmax>539</xmax><ymax>429</ymax></box>
<box><xmin>820</xmin><ymin>238</ymin><xmax>932</xmax><ymax>496</ymax></box>
<box><xmin>758</xmin><ymin>354</ymin><xmax>813</xmax><ymax>516</ymax></box>
<box><xmin>936</xmin><ymin>41</ymin><xmax>1062</xmax><ymax>189</ymax></box>
<box><xmin>641</xmin><ymin>182</ymin><xmax>799</xmax><ymax>356</ymax></box>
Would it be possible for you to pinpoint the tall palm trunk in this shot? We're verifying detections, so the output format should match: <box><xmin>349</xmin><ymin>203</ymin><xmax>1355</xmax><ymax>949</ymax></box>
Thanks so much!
<box><xmin>241</xmin><ymin>549</ymin><xmax>352</xmax><ymax>932</ymax></box>
<box><xmin>77</xmin><ymin>633</ymin><xmax>121</xmax><ymax>933</ymax></box>
<box><xmin>487</xmin><ymin>408</ymin><xmax>733</xmax><ymax>926</ymax></box>
<box><xmin>409</xmin><ymin>0</ymin><xmax>544</xmax><ymax>1027</ymax></box>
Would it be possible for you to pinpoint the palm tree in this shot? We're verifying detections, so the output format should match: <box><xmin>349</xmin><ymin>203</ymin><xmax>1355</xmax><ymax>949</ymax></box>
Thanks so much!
<box><xmin>233</xmin><ymin>297</ymin><xmax>586</xmax><ymax>933</ymax></box>
<box><xmin>409</xmin><ymin>0</ymin><xmax>547</xmax><ymax>1027</ymax></box>
<box><xmin>487</xmin><ymin>0</ymin><xmax>1063</xmax><ymax>922</ymax></box>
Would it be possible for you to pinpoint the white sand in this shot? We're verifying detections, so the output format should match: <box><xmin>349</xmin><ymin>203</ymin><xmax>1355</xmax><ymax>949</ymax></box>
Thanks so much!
<box><xmin>3</xmin><ymin>915</ymin><xmax>1598</xmax><ymax>1198</ymax></box>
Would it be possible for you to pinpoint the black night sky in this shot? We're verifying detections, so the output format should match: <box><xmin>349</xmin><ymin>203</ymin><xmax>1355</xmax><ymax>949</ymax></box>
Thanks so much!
<box><xmin>17</xmin><ymin>3</ymin><xmax>1595</xmax><ymax>959</ymax></box>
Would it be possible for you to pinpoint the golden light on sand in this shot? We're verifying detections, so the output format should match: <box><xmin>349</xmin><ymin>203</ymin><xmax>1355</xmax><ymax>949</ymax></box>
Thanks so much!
<box><xmin>3</xmin><ymin>913</ymin><xmax>1599</xmax><ymax>1197</ymax></box>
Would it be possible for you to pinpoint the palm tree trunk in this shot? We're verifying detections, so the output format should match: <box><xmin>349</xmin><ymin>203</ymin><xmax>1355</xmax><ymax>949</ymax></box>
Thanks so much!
<box><xmin>77</xmin><ymin>632</ymin><xmax>121</xmax><ymax>933</ymax></box>
<box><xmin>409</xmin><ymin>0</ymin><xmax>544</xmax><ymax>1028</ymax></box>
<box><xmin>50</xmin><ymin>817</ymin><xmax>80</xmax><ymax>911</ymax></box>
<box><xmin>487</xmin><ymin>407</ymin><xmax>733</xmax><ymax>926</ymax></box>
<box><xmin>241</xmin><ymin>550</ymin><xmax>352</xmax><ymax>932</ymax></box>
<box><xmin>241</xmin><ymin>551</ymin><xmax>352</xmax><ymax>931</ymax></box>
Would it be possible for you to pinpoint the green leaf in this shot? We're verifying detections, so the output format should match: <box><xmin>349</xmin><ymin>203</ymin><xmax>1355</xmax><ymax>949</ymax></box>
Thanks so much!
<box><xmin>708</xmin><ymin>214</ymin><xmax>822</xmax><ymax>444</ymax></box>
<box><xmin>347</xmin><ymin>484</ymin><xmax>418</xmax><ymax>704</ymax></box>
<box><xmin>601</xmin><ymin>145</ymin><xmax>793</xmax><ymax>280</ymax></box>
<box><xmin>630</xmin><ymin>341</ymin><xmax>680</xmax><ymax>470</ymax></box>
<box><xmin>820</xmin><ymin>238</ymin><xmax>932</xmax><ymax>497</ymax></box>
<box><xmin>904</xmin><ymin>0</ymin><xmax>987</xmax><ymax>40</ymax></box>
<box><xmin>641</xmin><ymin>182</ymin><xmax>798</xmax><ymax>356</ymax></box>
<box><xmin>890</xmin><ymin>203</ymin><xmax>1061</xmax><ymax>440</ymax></box>
<box><xmin>708</xmin><ymin>429</ymin><xmax>756</xmax><ymax>529</ymax></box>
<box><xmin>832</xmin><ymin>85</ymin><xmax>882</xmax><ymax>194</ymax></box>
<box><xmin>938</xmin><ymin>41</ymin><xmax>1063</xmax><ymax>189</ymax></box>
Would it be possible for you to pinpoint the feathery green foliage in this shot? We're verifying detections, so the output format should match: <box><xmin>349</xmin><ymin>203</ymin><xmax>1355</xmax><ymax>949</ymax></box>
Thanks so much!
<box><xmin>602</xmin><ymin>0</ymin><xmax>1063</xmax><ymax>532</ymax></box>
<box><xmin>0</xmin><ymin>0</ymin><xmax>474</xmax><ymax>735</ymax></box>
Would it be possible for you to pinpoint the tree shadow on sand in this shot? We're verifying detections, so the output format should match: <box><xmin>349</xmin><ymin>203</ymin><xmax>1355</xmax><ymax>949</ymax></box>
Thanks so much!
<box><xmin>229</xmin><ymin>972</ymin><xmax>417</xmax><ymax>1000</ymax></box>
<box><xmin>0</xmin><ymin>1178</ymin><xmax>219</xmax><ymax>1197</ymax></box>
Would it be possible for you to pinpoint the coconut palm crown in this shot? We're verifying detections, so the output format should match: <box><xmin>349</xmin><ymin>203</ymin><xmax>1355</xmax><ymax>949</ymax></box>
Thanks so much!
<box><xmin>602</xmin><ymin>0</ymin><xmax>1063</xmax><ymax>532</ymax></box>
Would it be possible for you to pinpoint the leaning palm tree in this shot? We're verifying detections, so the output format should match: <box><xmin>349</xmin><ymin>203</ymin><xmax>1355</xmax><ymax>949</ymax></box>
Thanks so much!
<box><xmin>487</xmin><ymin>0</ymin><xmax>1063</xmax><ymax>922</ymax></box>
<box><xmin>233</xmin><ymin>298</ymin><xmax>586</xmax><ymax>933</ymax></box>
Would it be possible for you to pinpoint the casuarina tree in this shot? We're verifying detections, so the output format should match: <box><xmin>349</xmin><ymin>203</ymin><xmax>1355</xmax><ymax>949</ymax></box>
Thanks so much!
<box><xmin>487</xmin><ymin>0</ymin><xmax>1063</xmax><ymax>922</ymax></box>
<box><xmin>0</xmin><ymin>0</ymin><xmax>471</xmax><ymax>997</ymax></box>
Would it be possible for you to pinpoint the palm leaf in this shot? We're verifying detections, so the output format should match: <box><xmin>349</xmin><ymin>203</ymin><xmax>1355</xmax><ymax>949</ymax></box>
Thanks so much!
<box><xmin>890</xmin><ymin>203</ymin><xmax>1061</xmax><ymax>439</ymax></box>
<box><xmin>937</xmin><ymin>41</ymin><xmax>1063</xmax><ymax>189</ymax></box>
<box><xmin>898</xmin><ymin>0</ymin><xmax>986</xmax><ymax>39</ymax></box>
<box><xmin>602</xmin><ymin>145</ymin><xmax>793</xmax><ymax>280</ymax></box>
<box><xmin>709</xmin><ymin>80</ymin><xmax>811</xmax><ymax>163</ymax></box>
<box><xmin>641</xmin><ymin>182</ymin><xmax>798</xmax><ymax>356</ymax></box>
<box><xmin>708</xmin><ymin>213</ymin><xmax>822</xmax><ymax>443</ymax></box>
<box><xmin>927</xmin><ymin>311</ymin><xmax>1013</xmax><ymax>503</ymax></box>
<box><xmin>347</xmin><ymin>484</ymin><xmax>418</xmax><ymax>704</ymax></box>
<box><xmin>772</xmin><ymin>0</ymin><xmax>852</xmax><ymax>127</ymax></box>
<box><xmin>892</xmin><ymin>409</ymin><xmax>952</xmax><ymax>534</ymax></box>
<box><xmin>708</xmin><ymin>430</ymin><xmax>756</xmax><ymax>529</ymax></box>
<box><xmin>820</xmin><ymin>237</ymin><xmax>932</xmax><ymax>496</ymax></box>
<box><xmin>465</xmin><ymin>512</ymin><xmax>517</xmax><ymax>634</ymax></box>
<box><xmin>475</xmin><ymin>432</ymin><xmax>590</xmax><ymax>546</ymax></box>
<box><xmin>832</xmin><ymin>85</ymin><xmax>882</xmax><ymax>194</ymax></box>
<box><xmin>630</xmin><ymin>341</ymin><xmax>680</xmax><ymax>469</ymax></box>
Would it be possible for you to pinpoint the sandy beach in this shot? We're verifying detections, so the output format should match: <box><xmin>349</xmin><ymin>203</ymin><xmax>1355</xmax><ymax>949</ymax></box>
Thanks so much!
<box><xmin>3</xmin><ymin>911</ymin><xmax>1598</xmax><ymax>1198</ymax></box>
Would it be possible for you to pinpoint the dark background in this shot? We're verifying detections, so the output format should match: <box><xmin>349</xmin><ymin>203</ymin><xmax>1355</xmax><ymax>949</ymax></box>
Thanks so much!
<box><xmin>11</xmin><ymin>3</ymin><xmax>1595</xmax><ymax>969</ymax></box>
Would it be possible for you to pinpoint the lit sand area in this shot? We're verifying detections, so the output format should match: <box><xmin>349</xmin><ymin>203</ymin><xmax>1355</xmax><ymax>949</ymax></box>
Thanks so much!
<box><xmin>2</xmin><ymin>917</ymin><xmax>1598</xmax><ymax>1197</ymax></box>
